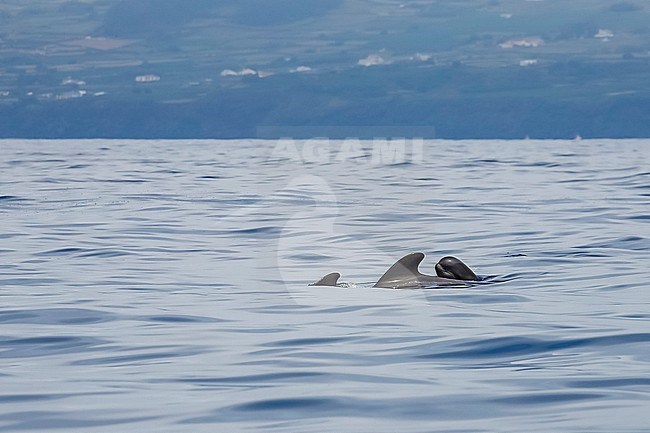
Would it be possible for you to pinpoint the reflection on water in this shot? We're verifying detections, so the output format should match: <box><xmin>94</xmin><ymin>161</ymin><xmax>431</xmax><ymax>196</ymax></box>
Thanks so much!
<box><xmin>0</xmin><ymin>139</ymin><xmax>648</xmax><ymax>432</ymax></box>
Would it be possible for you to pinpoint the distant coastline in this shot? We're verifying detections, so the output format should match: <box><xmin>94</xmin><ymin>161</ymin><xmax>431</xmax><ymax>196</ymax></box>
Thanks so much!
<box><xmin>2</xmin><ymin>1</ymin><xmax>649</xmax><ymax>140</ymax></box>
<box><xmin>1</xmin><ymin>89</ymin><xmax>648</xmax><ymax>140</ymax></box>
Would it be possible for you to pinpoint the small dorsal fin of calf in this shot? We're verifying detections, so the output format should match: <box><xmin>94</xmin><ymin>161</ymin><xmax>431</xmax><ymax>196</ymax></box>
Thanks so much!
<box><xmin>310</xmin><ymin>272</ymin><xmax>341</xmax><ymax>286</ymax></box>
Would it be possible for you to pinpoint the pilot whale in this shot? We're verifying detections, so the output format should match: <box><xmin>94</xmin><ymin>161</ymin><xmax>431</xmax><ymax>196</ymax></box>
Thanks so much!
<box><xmin>311</xmin><ymin>272</ymin><xmax>342</xmax><ymax>287</ymax></box>
<box><xmin>311</xmin><ymin>252</ymin><xmax>480</xmax><ymax>289</ymax></box>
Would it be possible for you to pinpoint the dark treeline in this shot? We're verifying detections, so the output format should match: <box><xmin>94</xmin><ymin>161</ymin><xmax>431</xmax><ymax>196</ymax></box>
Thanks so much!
<box><xmin>3</xmin><ymin>95</ymin><xmax>649</xmax><ymax>139</ymax></box>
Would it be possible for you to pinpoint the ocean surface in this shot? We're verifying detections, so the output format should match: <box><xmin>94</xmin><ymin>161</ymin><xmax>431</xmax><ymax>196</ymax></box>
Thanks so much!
<box><xmin>0</xmin><ymin>139</ymin><xmax>648</xmax><ymax>432</ymax></box>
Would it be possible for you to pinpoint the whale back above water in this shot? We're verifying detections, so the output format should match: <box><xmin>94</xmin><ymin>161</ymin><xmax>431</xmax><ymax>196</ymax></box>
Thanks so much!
<box><xmin>373</xmin><ymin>252</ymin><xmax>429</xmax><ymax>288</ymax></box>
<box><xmin>311</xmin><ymin>253</ymin><xmax>480</xmax><ymax>288</ymax></box>
<box><xmin>309</xmin><ymin>272</ymin><xmax>341</xmax><ymax>287</ymax></box>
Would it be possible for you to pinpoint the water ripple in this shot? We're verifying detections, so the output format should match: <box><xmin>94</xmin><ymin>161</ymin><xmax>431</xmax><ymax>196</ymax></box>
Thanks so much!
<box><xmin>0</xmin><ymin>336</ymin><xmax>106</xmax><ymax>359</ymax></box>
<box><xmin>0</xmin><ymin>309</ymin><xmax>116</xmax><ymax>325</ymax></box>
<box><xmin>416</xmin><ymin>333</ymin><xmax>650</xmax><ymax>361</ymax></box>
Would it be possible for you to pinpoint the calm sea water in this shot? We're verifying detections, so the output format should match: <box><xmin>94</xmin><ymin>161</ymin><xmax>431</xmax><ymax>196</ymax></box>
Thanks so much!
<box><xmin>1</xmin><ymin>139</ymin><xmax>649</xmax><ymax>432</ymax></box>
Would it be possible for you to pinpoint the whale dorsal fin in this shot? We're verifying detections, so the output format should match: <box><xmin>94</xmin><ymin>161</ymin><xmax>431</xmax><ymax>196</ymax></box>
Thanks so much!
<box><xmin>374</xmin><ymin>253</ymin><xmax>425</xmax><ymax>287</ymax></box>
<box><xmin>310</xmin><ymin>272</ymin><xmax>341</xmax><ymax>287</ymax></box>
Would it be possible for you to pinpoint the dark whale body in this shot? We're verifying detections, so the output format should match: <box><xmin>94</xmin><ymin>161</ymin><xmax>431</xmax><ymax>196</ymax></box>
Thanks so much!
<box><xmin>311</xmin><ymin>253</ymin><xmax>480</xmax><ymax>289</ymax></box>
